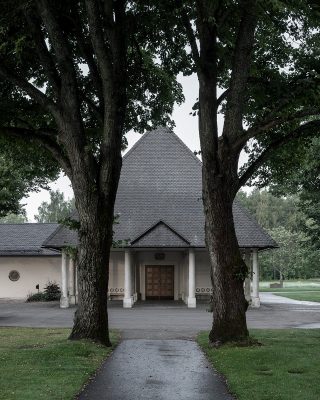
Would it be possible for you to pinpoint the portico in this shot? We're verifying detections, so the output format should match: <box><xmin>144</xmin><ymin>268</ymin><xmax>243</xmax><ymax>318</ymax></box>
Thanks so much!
<box><xmin>47</xmin><ymin>128</ymin><xmax>276</xmax><ymax>311</ymax></box>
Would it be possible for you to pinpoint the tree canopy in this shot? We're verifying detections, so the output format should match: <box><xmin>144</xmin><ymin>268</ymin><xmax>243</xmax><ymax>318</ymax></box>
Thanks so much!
<box><xmin>0</xmin><ymin>136</ymin><xmax>58</xmax><ymax>218</ymax></box>
<box><xmin>35</xmin><ymin>190</ymin><xmax>74</xmax><ymax>223</ymax></box>
<box><xmin>170</xmin><ymin>0</ymin><xmax>320</xmax><ymax>344</ymax></box>
<box><xmin>238</xmin><ymin>190</ymin><xmax>320</xmax><ymax>280</ymax></box>
<box><xmin>0</xmin><ymin>0</ymin><xmax>190</xmax><ymax>345</ymax></box>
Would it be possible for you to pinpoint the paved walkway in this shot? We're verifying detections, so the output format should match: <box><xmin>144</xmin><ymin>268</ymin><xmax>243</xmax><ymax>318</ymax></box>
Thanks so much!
<box><xmin>1</xmin><ymin>298</ymin><xmax>320</xmax><ymax>338</ymax></box>
<box><xmin>77</xmin><ymin>339</ymin><xmax>234</xmax><ymax>400</ymax></box>
<box><xmin>260</xmin><ymin>292</ymin><xmax>320</xmax><ymax>306</ymax></box>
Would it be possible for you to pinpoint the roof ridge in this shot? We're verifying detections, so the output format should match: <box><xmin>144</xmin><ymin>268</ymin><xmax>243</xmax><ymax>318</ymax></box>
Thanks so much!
<box><xmin>169</xmin><ymin>130</ymin><xmax>202</xmax><ymax>166</ymax></box>
<box><xmin>122</xmin><ymin>126</ymin><xmax>202</xmax><ymax>167</ymax></box>
<box><xmin>131</xmin><ymin>219</ymin><xmax>190</xmax><ymax>245</ymax></box>
<box><xmin>122</xmin><ymin>129</ymin><xmax>154</xmax><ymax>161</ymax></box>
<box><xmin>42</xmin><ymin>223</ymin><xmax>66</xmax><ymax>248</ymax></box>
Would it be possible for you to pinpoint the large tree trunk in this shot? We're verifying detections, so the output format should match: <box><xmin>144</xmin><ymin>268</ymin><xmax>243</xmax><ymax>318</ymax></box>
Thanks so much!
<box><xmin>203</xmin><ymin>180</ymin><xmax>249</xmax><ymax>345</ymax></box>
<box><xmin>69</xmin><ymin>201</ymin><xmax>114</xmax><ymax>346</ymax></box>
<box><xmin>70</xmin><ymin>205</ymin><xmax>112</xmax><ymax>346</ymax></box>
<box><xmin>68</xmin><ymin>144</ymin><xmax>122</xmax><ymax>346</ymax></box>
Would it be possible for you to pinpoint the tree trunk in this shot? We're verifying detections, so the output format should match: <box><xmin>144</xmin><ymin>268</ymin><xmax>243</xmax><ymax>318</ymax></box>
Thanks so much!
<box><xmin>203</xmin><ymin>182</ymin><xmax>249</xmax><ymax>346</ymax></box>
<box><xmin>69</xmin><ymin>198</ymin><xmax>114</xmax><ymax>346</ymax></box>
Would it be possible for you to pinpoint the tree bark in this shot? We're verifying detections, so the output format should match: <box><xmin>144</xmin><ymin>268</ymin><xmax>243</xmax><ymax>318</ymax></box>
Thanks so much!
<box><xmin>203</xmin><ymin>181</ymin><xmax>249</xmax><ymax>345</ymax></box>
<box><xmin>69</xmin><ymin>194</ymin><xmax>116</xmax><ymax>346</ymax></box>
<box><xmin>67</xmin><ymin>127</ymin><xmax>122</xmax><ymax>346</ymax></box>
<box><xmin>198</xmin><ymin>60</ymin><xmax>249</xmax><ymax>345</ymax></box>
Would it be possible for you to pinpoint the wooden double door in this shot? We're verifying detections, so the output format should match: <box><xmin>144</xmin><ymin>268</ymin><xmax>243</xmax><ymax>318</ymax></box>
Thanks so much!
<box><xmin>145</xmin><ymin>265</ymin><xmax>174</xmax><ymax>299</ymax></box>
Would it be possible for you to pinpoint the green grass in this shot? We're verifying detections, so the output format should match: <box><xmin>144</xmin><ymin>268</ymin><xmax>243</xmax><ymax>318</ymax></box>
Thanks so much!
<box><xmin>198</xmin><ymin>329</ymin><xmax>320</xmax><ymax>400</ymax></box>
<box><xmin>0</xmin><ymin>327</ymin><xmax>118</xmax><ymax>400</ymax></box>
<box><xmin>260</xmin><ymin>287</ymin><xmax>320</xmax><ymax>292</ymax></box>
<box><xmin>260</xmin><ymin>280</ymin><xmax>320</xmax><ymax>292</ymax></box>
<box><xmin>275</xmin><ymin>292</ymin><xmax>320</xmax><ymax>302</ymax></box>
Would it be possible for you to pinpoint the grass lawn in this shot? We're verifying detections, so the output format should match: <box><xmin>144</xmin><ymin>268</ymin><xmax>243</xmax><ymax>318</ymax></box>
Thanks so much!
<box><xmin>0</xmin><ymin>327</ymin><xmax>118</xmax><ymax>400</ymax></box>
<box><xmin>275</xmin><ymin>292</ymin><xmax>320</xmax><ymax>302</ymax></box>
<box><xmin>260</xmin><ymin>287</ymin><xmax>320</xmax><ymax>292</ymax></box>
<box><xmin>198</xmin><ymin>329</ymin><xmax>320</xmax><ymax>400</ymax></box>
<box><xmin>260</xmin><ymin>280</ymin><xmax>320</xmax><ymax>292</ymax></box>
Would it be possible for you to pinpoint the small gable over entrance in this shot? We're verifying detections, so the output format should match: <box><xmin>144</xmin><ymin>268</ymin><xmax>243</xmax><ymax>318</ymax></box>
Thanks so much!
<box><xmin>131</xmin><ymin>221</ymin><xmax>190</xmax><ymax>248</ymax></box>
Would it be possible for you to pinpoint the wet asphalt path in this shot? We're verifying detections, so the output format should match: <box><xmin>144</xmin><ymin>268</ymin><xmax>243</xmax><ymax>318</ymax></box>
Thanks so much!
<box><xmin>1</xmin><ymin>299</ymin><xmax>320</xmax><ymax>338</ymax></box>
<box><xmin>77</xmin><ymin>339</ymin><xmax>235</xmax><ymax>400</ymax></box>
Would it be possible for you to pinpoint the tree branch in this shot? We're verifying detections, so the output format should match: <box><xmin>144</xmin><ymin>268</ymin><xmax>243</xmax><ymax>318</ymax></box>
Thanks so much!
<box><xmin>235</xmin><ymin>107</ymin><xmax>320</xmax><ymax>150</ymax></box>
<box><xmin>0</xmin><ymin>63</ymin><xmax>59</xmax><ymax>117</ymax></box>
<box><xmin>70</xmin><ymin>7</ymin><xmax>104</xmax><ymax>110</ymax></box>
<box><xmin>237</xmin><ymin>119</ymin><xmax>320</xmax><ymax>189</ymax></box>
<box><xmin>84</xmin><ymin>0</ymin><xmax>113</xmax><ymax>96</ymax></box>
<box><xmin>0</xmin><ymin>126</ymin><xmax>72</xmax><ymax>177</ymax></box>
<box><xmin>217</xmin><ymin>89</ymin><xmax>229</xmax><ymax>107</ymax></box>
<box><xmin>179</xmin><ymin>5</ymin><xmax>200</xmax><ymax>71</ymax></box>
<box><xmin>36</xmin><ymin>0</ymin><xmax>80</xmax><ymax>112</ymax></box>
<box><xmin>24</xmin><ymin>6</ymin><xmax>61</xmax><ymax>97</ymax></box>
<box><xmin>80</xmin><ymin>93</ymin><xmax>103</xmax><ymax>123</ymax></box>
<box><xmin>222</xmin><ymin>0</ymin><xmax>258</xmax><ymax>137</ymax></box>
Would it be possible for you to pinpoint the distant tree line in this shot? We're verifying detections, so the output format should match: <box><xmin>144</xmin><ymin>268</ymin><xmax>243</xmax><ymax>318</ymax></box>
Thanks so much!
<box><xmin>238</xmin><ymin>190</ymin><xmax>320</xmax><ymax>281</ymax></box>
<box><xmin>0</xmin><ymin>189</ymin><xmax>74</xmax><ymax>223</ymax></box>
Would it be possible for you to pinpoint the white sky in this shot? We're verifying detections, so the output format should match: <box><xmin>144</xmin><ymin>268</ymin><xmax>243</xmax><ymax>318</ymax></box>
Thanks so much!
<box><xmin>23</xmin><ymin>73</ymin><xmax>244</xmax><ymax>221</ymax></box>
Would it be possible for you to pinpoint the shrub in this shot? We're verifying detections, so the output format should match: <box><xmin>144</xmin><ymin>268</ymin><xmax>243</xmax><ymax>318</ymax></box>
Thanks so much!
<box><xmin>26</xmin><ymin>282</ymin><xmax>61</xmax><ymax>302</ymax></box>
<box><xmin>43</xmin><ymin>281</ymin><xmax>61</xmax><ymax>301</ymax></box>
<box><xmin>26</xmin><ymin>292</ymin><xmax>46</xmax><ymax>302</ymax></box>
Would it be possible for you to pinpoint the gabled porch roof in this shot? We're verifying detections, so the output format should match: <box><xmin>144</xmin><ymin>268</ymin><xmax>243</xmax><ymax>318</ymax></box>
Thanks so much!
<box><xmin>131</xmin><ymin>220</ymin><xmax>190</xmax><ymax>248</ymax></box>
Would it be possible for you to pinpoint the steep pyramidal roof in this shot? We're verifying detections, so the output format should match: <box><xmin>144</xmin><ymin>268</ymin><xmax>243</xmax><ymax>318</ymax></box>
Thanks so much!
<box><xmin>44</xmin><ymin>127</ymin><xmax>277</xmax><ymax>249</ymax></box>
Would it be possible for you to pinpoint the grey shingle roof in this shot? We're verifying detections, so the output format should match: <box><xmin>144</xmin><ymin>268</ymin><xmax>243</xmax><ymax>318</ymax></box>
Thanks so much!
<box><xmin>131</xmin><ymin>221</ymin><xmax>190</xmax><ymax>247</ymax></box>
<box><xmin>44</xmin><ymin>127</ymin><xmax>277</xmax><ymax>250</ymax></box>
<box><xmin>0</xmin><ymin>223</ymin><xmax>60</xmax><ymax>256</ymax></box>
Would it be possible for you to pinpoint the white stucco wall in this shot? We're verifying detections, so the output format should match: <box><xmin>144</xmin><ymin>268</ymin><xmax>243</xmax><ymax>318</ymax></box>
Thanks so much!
<box><xmin>108</xmin><ymin>251</ymin><xmax>125</xmax><ymax>298</ymax></box>
<box><xmin>195</xmin><ymin>251</ymin><xmax>212</xmax><ymax>296</ymax></box>
<box><xmin>0</xmin><ymin>256</ymin><xmax>61</xmax><ymax>299</ymax></box>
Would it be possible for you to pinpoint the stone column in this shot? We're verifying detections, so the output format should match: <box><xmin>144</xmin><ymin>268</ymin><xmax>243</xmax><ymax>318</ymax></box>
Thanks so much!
<box><xmin>244</xmin><ymin>249</ymin><xmax>252</xmax><ymax>303</ymax></box>
<box><xmin>187</xmin><ymin>248</ymin><xmax>196</xmax><ymax>308</ymax></box>
<box><xmin>60</xmin><ymin>250</ymin><xmax>69</xmax><ymax>308</ymax></box>
<box><xmin>252</xmin><ymin>249</ymin><xmax>260</xmax><ymax>307</ymax></box>
<box><xmin>68</xmin><ymin>257</ymin><xmax>76</xmax><ymax>305</ymax></box>
<box><xmin>123</xmin><ymin>249</ymin><xmax>133</xmax><ymax>308</ymax></box>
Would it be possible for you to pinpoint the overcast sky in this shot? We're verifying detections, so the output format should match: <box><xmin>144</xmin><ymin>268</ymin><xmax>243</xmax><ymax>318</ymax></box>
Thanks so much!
<box><xmin>23</xmin><ymin>73</ymin><xmax>236</xmax><ymax>221</ymax></box>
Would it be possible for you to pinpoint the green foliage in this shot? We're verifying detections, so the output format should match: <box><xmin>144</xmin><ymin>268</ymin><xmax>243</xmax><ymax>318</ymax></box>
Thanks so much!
<box><xmin>43</xmin><ymin>281</ymin><xmax>61</xmax><ymax>301</ymax></box>
<box><xmin>237</xmin><ymin>189</ymin><xmax>304</xmax><ymax>231</ymax></box>
<box><xmin>0</xmin><ymin>212</ymin><xmax>27</xmax><ymax>223</ymax></box>
<box><xmin>0</xmin><ymin>1</ymin><xmax>187</xmax><ymax>138</ymax></box>
<box><xmin>27</xmin><ymin>281</ymin><xmax>61</xmax><ymax>302</ymax></box>
<box><xmin>238</xmin><ymin>189</ymin><xmax>320</xmax><ymax>280</ymax></box>
<box><xmin>260</xmin><ymin>227</ymin><xmax>319</xmax><ymax>280</ymax></box>
<box><xmin>35</xmin><ymin>190</ymin><xmax>74</xmax><ymax>223</ymax></box>
<box><xmin>26</xmin><ymin>292</ymin><xmax>46</xmax><ymax>302</ymax></box>
<box><xmin>255</xmin><ymin>136</ymin><xmax>320</xmax><ymax>256</ymax></box>
<box><xmin>0</xmin><ymin>137</ymin><xmax>58</xmax><ymax>218</ymax></box>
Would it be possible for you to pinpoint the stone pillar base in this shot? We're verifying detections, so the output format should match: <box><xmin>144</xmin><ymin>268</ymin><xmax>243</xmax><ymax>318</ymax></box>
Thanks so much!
<box><xmin>60</xmin><ymin>296</ymin><xmax>70</xmax><ymax>309</ymax></box>
<box><xmin>251</xmin><ymin>297</ymin><xmax>260</xmax><ymax>308</ymax></box>
<box><xmin>69</xmin><ymin>295</ymin><xmax>76</xmax><ymax>305</ymax></box>
<box><xmin>123</xmin><ymin>297</ymin><xmax>134</xmax><ymax>308</ymax></box>
<box><xmin>187</xmin><ymin>297</ymin><xmax>196</xmax><ymax>308</ymax></box>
